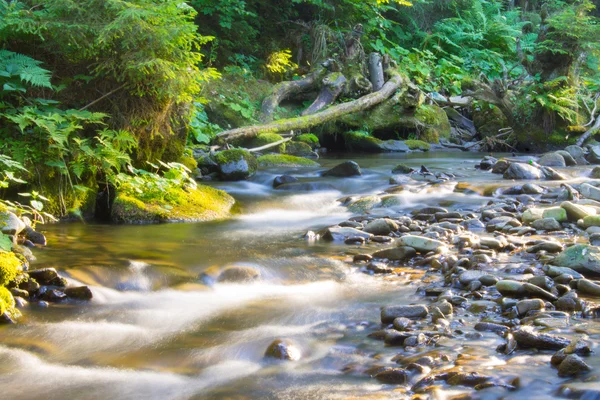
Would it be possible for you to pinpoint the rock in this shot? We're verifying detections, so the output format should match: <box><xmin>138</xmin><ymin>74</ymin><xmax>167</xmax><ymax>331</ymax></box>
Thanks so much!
<box><xmin>522</xmin><ymin>208</ymin><xmax>544</xmax><ymax>224</ymax></box>
<box><xmin>492</xmin><ymin>159</ymin><xmax>511</xmax><ymax>174</ymax></box>
<box><xmin>474</xmin><ymin>322</ymin><xmax>508</xmax><ymax>334</ymax></box>
<box><xmin>552</xmin><ymin>245</ymin><xmax>600</xmax><ymax>275</ymax></box>
<box><xmin>479</xmin><ymin>156</ymin><xmax>497</xmax><ymax>170</ymax></box>
<box><xmin>396</xmin><ymin>235</ymin><xmax>447</xmax><ymax>253</ymax></box>
<box><xmin>522</xmin><ymin>183</ymin><xmax>544</xmax><ymax>194</ymax></box>
<box><xmin>541</xmin><ymin>166</ymin><xmax>567</xmax><ymax>180</ymax></box>
<box><xmin>0</xmin><ymin>212</ymin><xmax>26</xmax><ymax>235</ymax></box>
<box><xmin>217</xmin><ymin>265</ymin><xmax>261</xmax><ymax>282</ymax></box>
<box><xmin>565</xmin><ymin>145</ymin><xmax>588</xmax><ymax>165</ymax></box>
<box><xmin>522</xmin><ymin>282</ymin><xmax>557</xmax><ymax>301</ymax></box>
<box><xmin>557</xmin><ymin>150</ymin><xmax>577</xmax><ymax>166</ymax></box>
<box><xmin>374</xmin><ymin>368</ymin><xmax>408</xmax><ymax>384</ymax></box>
<box><xmin>322</xmin><ymin>161</ymin><xmax>362</xmax><ymax>177</ymax></box>
<box><xmin>392</xmin><ymin>164</ymin><xmax>414</xmax><ymax>174</ymax></box>
<box><xmin>526</xmin><ymin>241</ymin><xmax>564</xmax><ymax>253</ymax></box>
<box><xmin>273</xmin><ymin>175</ymin><xmax>298</xmax><ymax>188</ymax></box>
<box><xmin>28</xmin><ymin>268</ymin><xmax>59</xmax><ymax>285</ymax></box>
<box><xmin>544</xmin><ymin>265</ymin><xmax>584</xmax><ymax>279</ymax></box>
<box><xmin>24</xmin><ymin>227</ymin><xmax>46</xmax><ymax>246</ymax></box>
<box><xmin>532</xmin><ymin>218</ymin><xmax>562</xmax><ymax>231</ymax></box>
<box><xmin>393</xmin><ymin>317</ymin><xmax>412</xmax><ymax>331</ymax></box>
<box><xmin>379</xmin><ymin>140</ymin><xmax>411</xmax><ymax>152</ymax></box>
<box><xmin>264</xmin><ymin>339</ymin><xmax>301</xmax><ymax>361</ymax></box>
<box><xmin>459</xmin><ymin>270</ymin><xmax>486</xmax><ymax>285</ymax></box>
<box><xmin>539</xmin><ymin>152</ymin><xmax>566</xmax><ymax>167</ymax></box>
<box><xmin>64</xmin><ymin>286</ymin><xmax>93</xmax><ymax>300</ymax></box>
<box><xmin>561</xmin><ymin>201</ymin><xmax>596</xmax><ymax>221</ymax></box>
<box><xmin>542</xmin><ymin>207</ymin><xmax>568</xmax><ymax>222</ymax></box>
<box><xmin>347</xmin><ymin>196</ymin><xmax>381</xmax><ymax>213</ymax></box>
<box><xmin>516</xmin><ymin>298</ymin><xmax>545</xmax><ymax>316</ymax></box>
<box><xmin>582</xmin><ymin>215</ymin><xmax>600</xmax><ymax>228</ymax></box>
<box><xmin>577</xmin><ymin>279</ymin><xmax>600</xmax><ymax>297</ymax></box>
<box><xmin>592</xmin><ymin>167</ymin><xmax>600</xmax><ymax>179</ymax></box>
<box><xmin>40</xmin><ymin>288</ymin><xmax>67</xmax><ymax>302</ymax></box>
<box><xmin>363</xmin><ymin>218</ymin><xmax>398</xmax><ymax>235</ymax></box>
<box><xmin>590</xmin><ymin>233</ymin><xmax>600</xmax><ymax>246</ymax></box>
<box><xmin>512</xmin><ymin>326</ymin><xmax>570</xmax><ymax>350</ymax></box>
<box><xmin>503</xmin><ymin>162</ymin><xmax>543</xmax><ymax>180</ymax></box>
<box><xmin>381</xmin><ymin>304</ymin><xmax>429</xmax><ymax>323</ymax></box>
<box><xmin>588</xmin><ymin>145</ymin><xmax>600</xmax><ymax>164</ymax></box>
<box><xmin>320</xmin><ymin>227</ymin><xmax>372</xmax><ymax>242</ymax></box>
<box><xmin>372</xmin><ymin>247</ymin><xmax>416</xmax><ymax>261</ymax></box>
<box><xmin>447</xmin><ymin>372</ymin><xmax>491</xmax><ymax>387</ymax></box>
<box><xmin>366</xmin><ymin>261</ymin><xmax>393</xmax><ymax>274</ymax></box>
<box><xmin>496</xmin><ymin>280</ymin><xmax>526</xmax><ymax>297</ymax></box>
<box><xmin>558</xmin><ymin>355</ymin><xmax>592</xmax><ymax>377</ymax></box>
<box><xmin>580</xmin><ymin>183</ymin><xmax>600</xmax><ymax>202</ymax></box>
<box><xmin>215</xmin><ymin>149</ymin><xmax>258</xmax><ymax>181</ymax></box>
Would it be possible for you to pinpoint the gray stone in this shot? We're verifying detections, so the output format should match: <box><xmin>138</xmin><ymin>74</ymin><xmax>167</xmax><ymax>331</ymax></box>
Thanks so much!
<box><xmin>503</xmin><ymin>163</ymin><xmax>543</xmax><ymax>180</ymax></box>
<box><xmin>496</xmin><ymin>280</ymin><xmax>526</xmax><ymax>297</ymax></box>
<box><xmin>517</xmin><ymin>298</ymin><xmax>545</xmax><ymax>316</ymax></box>
<box><xmin>0</xmin><ymin>212</ymin><xmax>26</xmax><ymax>235</ymax></box>
<box><xmin>538</xmin><ymin>152</ymin><xmax>566</xmax><ymax>167</ymax></box>
<box><xmin>561</xmin><ymin>201</ymin><xmax>596</xmax><ymax>221</ymax></box>
<box><xmin>276</xmin><ymin>182</ymin><xmax>337</xmax><ymax>191</ymax></box>
<box><xmin>532</xmin><ymin>218</ymin><xmax>562</xmax><ymax>231</ymax></box>
<box><xmin>374</xmin><ymin>368</ymin><xmax>409</xmax><ymax>384</ymax></box>
<box><xmin>541</xmin><ymin>166</ymin><xmax>567</xmax><ymax>180</ymax></box>
<box><xmin>565</xmin><ymin>145</ymin><xmax>588</xmax><ymax>165</ymax></box>
<box><xmin>379</xmin><ymin>140</ymin><xmax>411</xmax><ymax>152</ymax></box>
<box><xmin>522</xmin><ymin>183</ymin><xmax>544</xmax><ymax>194</ymax></box>
<box><xmin>216</xmin><ymin>150</ymin><xmax>257</xmax><ymax>181</ymax></box>
<box><xmin>397</xmin><ymin>235</ymin><xmax>446</xmax><ymax>253</ymax></box>
<box><xmin>392</xmin><ymin>164</ymin><xmax>413</xmax><ymax>174</ymax></box>
<box><xmin>552</xmin><ymin>244</ymin><xmax>600</xmax><ymax>275</ymax></box>
<box><xmin>512</xmin><ymin>326</ymin><xmax>570</xmax><ymax>349</ymax></box>
<box><xmin>577</xmin><ymin>279</ymin><xmax>600</xmax><ymax>297</ymax></box>
<box><xmin>522</xmin><ymin>282</ymin><xmax>558</xmax><ymax>301</ymax></box>
<box><xmin>322</xmin><ymin>161</ymin><xmax>361</xmax><ymax>177</ymax></box>
<box><xmin>580</xmin><ymin>183</ymin><xmax>600</xmax><ymax>202</ymax></box>
<box><xmin>588</xmin><ymin>145</ymin><xmax>600</xmax><ymax>164</ymax></box>
<box><xmin>273</xmin><ymin>175</ymin><xmax>298</xmax><ymax>188</ymax></box>
<box><xmin>217</xmin><ymin>265</ymin><xmax>261</xmax><ymax>282</ymax></box>
<box><xmin>64</xmin><ymin>286</ymin><xmax>93</xmax><ymax>300</ymax></box>
<box><xmin>320</xmin><ymin>227</ymin><xmax>373</xmax><ymax>242</ymax></box>
<box><xmin>558</xmin><ymin>355</ymin><xmax>592</xmax><ymax>377</ymax></box>
<box><xmin>363</xmin><ymin>218</ymin><xmax>398</xmax><ymax>235</ymax></box>
<box><xmin>556</xmin><ymin>150</ymin><xmax>577</xmax><ymax>166</ymax></box>
<box><xmin>372</xmin><ymin>246</ymin><xmax>416</xmax><ymax>261</ymax></box>
<box><xmin>459</xmin><ymin>270</ymin><xmax>487</xmax><ymax>285</ymax></box>
<box><xmin>381</xmin><ymin>304</ymin><xmax>429</xmax><ymax>323</ymax></box>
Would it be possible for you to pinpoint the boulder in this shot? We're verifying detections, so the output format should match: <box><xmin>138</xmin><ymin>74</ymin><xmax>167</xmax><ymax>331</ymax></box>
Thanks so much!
<box><xmin>552</xmin><ymin>245</ymin><xmax>600</xmax><ymax>275</ymax></box>
<box><xmin>396</xmin><ymin>235</ymin><xmax>447</xmax><ymax>253</ymax></box>
<box><xmin>28</xmin><ymin>268</ymin><xmax>59</xmax><ymax>285</ymax></box>
<box><xmin>392</xmin><ymin>164</ymin><xmax>414</xmax><ymax>174</ymax></box>
<box><xmin>320</xmin><ymin>227</ymin><xmax>372</xmax><ymax>242</ymax></box>
<box><xmin>558</xmin><ymin>355</ymin><xmax>592</xmax><ymax>377</ymax></box>
<box><xmin>379</xmin><ymin>140</ymin><xmax>411</xmax><ymax>152</ymax></box>
<box><xmin>503</xmin><ymin>163</ymin><xmax>542</xmax><ymax>180</ymax></box>
<box><xmin>556</xmin><ymin>150</ymin><xmax>577</xmax><ymax>166</ymax></box>
<box><xmin>372</xmin><ymin>246</ymin><xmax>416</xmax><ymax>261</ymax></box>
<box><xmin>512</xmin><ymin>326</ymin><xmax>570</xmax><ymax>350</ymax></box>
<box><xmin>322</xmin><ymin>161</ymin><xmax>362</xmax><ymax>177</ymax></box>
<box><xmin>565</xmin><ymin>145</ymin><xmax>588</xmax><ymax>165</ymax></box>
<box><xmin>0</xmin><ymin>212</ymin><xmax>26</xmax><ymax>235</ymax></box>
<box><xmin>588</xmin><ymin>145</ymin><xmax>600</xmax><ymax>164</ymax></box>
<box><xmin>215</xmin><ymin>149</ymin><xmax>258</xmax><ymax>181</ymax></box>
<box><xmin>492</xmin><ymin>159</ymin><xmax>511</xmax><ymax>174</ymax></box>
<box><xmin>273</xmin><ymin>175</ymin><xmax>298</xmax><ymax>188</ymax></box>
<box><xmin>580</xmin><ymin>183</ymin><xmax>600</xmax><ymax>202</ymax></box>
<box><xmin>363</xmin><ymin>218</ymin><xmax>398</xmax><ymax>235</ymax></box>
<box><xmin>64</xmin><ymin>286</ymin><xmax>93</xmax><ymax>300</ymax></box>
<box><xmin>577</xmin><ymin>279</ymin><xmax>600</xmax><ymax>297</ymax></box>
<box><xmin>592</xmin><ymin>167</ymin><xmax>600</xmax><ymax>179</ymax></box>
<box><xmin>264</xmin><ymin>339</ymin><xmax>301</xmax><ymax>361</ymax></box>
<box><xmin>538</xmin><ymin>152</ymin><xmax>566</xmax><ymax>167</ymax></box>
<box><xmin>347</xmin><ymin>196</ymin><xmax>381</xmax><ymax>213</ymax></box>
<box><xmin>217</xmin><ymin>265</ymin><xmax>261</xmax><ymax>282</ymax></box>
<box><xmin>561</xmin><ymin>201</ymin><xmax>596</xmax><ymax>221</ymax></box>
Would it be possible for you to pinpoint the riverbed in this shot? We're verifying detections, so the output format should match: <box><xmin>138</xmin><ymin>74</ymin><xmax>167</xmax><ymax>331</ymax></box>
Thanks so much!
<box><xmin>0</xmin><ymin>152</ymin><xmax>598</xmax><ymax>399</ymax></box>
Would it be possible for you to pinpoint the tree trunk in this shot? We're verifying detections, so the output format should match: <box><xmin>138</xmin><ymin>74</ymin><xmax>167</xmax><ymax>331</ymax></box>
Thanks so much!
<box><xmin>260</xmin><ymin>65</ymin><xmax>329</xmax><ymax>122</ymax></box>
<box><xmin>368</xmin><ymin>52</ymin><xmax>384</xmax><ymax>92</ymax></box>
<box><xmin>218</xmin><ymin>70</ymin><xmax>403</xmax><ymax>142</ymax></box>
<box><xmin>301</xmin><ymin>73</ymin><xmax>347</xmax><ymax>116</ymax></box>
<box><xmin>575</xmin><ymin>115</ymin><xmax>600</xmax><ymax>146</ymax></box>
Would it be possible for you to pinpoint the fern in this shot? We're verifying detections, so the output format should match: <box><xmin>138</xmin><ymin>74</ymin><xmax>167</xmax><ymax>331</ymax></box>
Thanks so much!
<box><xmin>0</xmin><ymin>50</ymin><xmax>52</xmax><ymax>89</ymax></box>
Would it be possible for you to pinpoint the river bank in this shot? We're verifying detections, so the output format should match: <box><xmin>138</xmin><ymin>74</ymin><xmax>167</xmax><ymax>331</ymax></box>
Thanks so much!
<box><xmin>0</xmin><ymin>151</ymin><xmax>599</xmax><ymax>399</ymax></box>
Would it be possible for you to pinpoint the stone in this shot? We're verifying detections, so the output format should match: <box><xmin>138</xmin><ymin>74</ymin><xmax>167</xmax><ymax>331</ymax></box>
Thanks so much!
<box><xmin>64</xmin><ymin>286</ymin><xmax>93</xmax><ymax>300</ymax></box>
<box><xmin>396</xmin><ymin>235</ymin><xmax>447</xmax><ymax>253</ymax></box>
<box><xmin>320</xmin><ymin>227</ymin><xmax>372</xmax><ymax>242</ymax></box>
<box><xmin>538</xmin><ymin>152</ymin><xmax>566</xmax><ymax>167</ymax></box>
<box><xmin>522</xmin><ymin>208</ymin><xmax>544</xmax><ymax>224</ymax></box>
<box><xmin>512</xmin><ymin>326</ymin><xmax>570</xmax><ymax>350</ymax></box>
<box><xmin>577</xmin><ymin>279</ymin><xmax>600</xmax><ymax>297</ymax></box>
<box><xmin>215</xmin><ymin>149</ymin><xmax>257</xmax><ymax>181</ymax></box>
<box><xmin>381</xmin><ymin>304</ymin><xmax>429</xmax><ymax>323</ymax></box>
<box><xmin>347</xmin><ymin>196</ymin><xmax>381</xmax><ymax>213</ymax></box>
<box><xmin>588</xmin><ymin>145</ymin><xmax>600</xmax><ymax>164</ymax></box>
<box><xmin>363</xmin><ymin>218</ymin><xmax>398</xmax><ymax>235</ymax></box>
<box><xmin>366</xmin><ymin>261</ymin><xmax>392</xmax><ymax>274</ymax></box>
<box><xmin>264</xmin><ymin>339</ymin><xmax>301</xmax><ymax>361</ymax></box>
<box><xmin>516</xmin><ymin>298</ymin><xmax>545</xmax><ymax>316</ymax></box>
<box><xmin>557</xmin><ymin>150</ymin><xmax>577</xmax><ymax>166</ymax></box>
<box><xmin>372</xmin><ymin>246</ymin><xmax>416</xmax><ymax>261</ymax></box>
<box><xmin>217</xmin><ymin>265</ymin><xmax>261</xmax><ymax>282</ymax></box>
<box><xmin>541</xmin><ymin>166</ymin><xmax>568</xmax><ymax>180</ymax></box>
<box><xmin>0</xmin><ymin>212</ymin><xmax>26</xmax><ymax>235</ymax></box>
<box><xmin>28</xmin><ymin>268</ymin><xmax>59</xmax><ymax>285</ymax></box>
<box><xmin>492</xmin><ymin>159</ymin><xmax>511</xmax><ymax>174</ymax></box>
<box><xmin>273</xmin><ymin>175</ymin><xmax>298</xmax><ymax>188</ymax></box>
<box><xmin>580</xmin><ymin>183</ymin><xmax>600</xmax><ymax>202</ymax></box>
<box><xmin>459</xmin><ymin>270</ymin><xmax>486</xmax><ymax>285</ymax></box>
<box><xmin>374</xmin><ymin>368</ymin><xmax>409</xmax><ymax>384</ymax></box>
<box><xmin>590</xmin><ymin>233</ymin><xmax>600</xmax><ymax>246</ymax></box>
<box><xmin>558</xmin><ymin>355</ymin><xmax>592</xmax><ymax>377</ymax></box>
<box><xmin>552</xmin><ymin>244</ymin><xmax>600</xmax><ymax>275</ymax></box>
<box><xmin>479</xmin><ymin>156</ymin><xmax>497</xmax><ymax>170</ymax></box>
<box><xmin>544</xmin><ymin>265</ymin><xmax>584</xmax><ymax>279</ymax></box>
<box><xmin>393</xmin><ymin>317</ymin><xmax>412</xmax><ymax>331</ymax></box>
<box><xmin>532</xmin><ymin>218</ymin><xmax>562</xmax><ymax>231</ymax></box>
<box><xmin>542</xmin><ymin>207</ymin><xmax>568</xmax><ymax>222</ymax></box>
<box><xmin>526</xmin><ymin>241</ymin><xmax>564</xmax><ymax>253</ymax></box>
<box><xmin>322</xmin><ymin>161</ymin><xmax>362</xmax><ymax>177</ymax></box>
<box><xmin>565</xmin><ymin>145</ymin><xmax>588</xmax><ymax>165</ymax></box>
<box><xmin>474</xmin><ymin>322</ymin><xmax>508</xmax><ymax>334</ymax></box>
<box><xmin>522</xmin><ymin>183</ymin><xmax>544</xmax><ymax>194</ymax></box>
<box><xmin>379</xmin><ymin>140</ymin><xmax>411</xmax><ymax>152</ymax></box>
<box><xmin>592</xmin><ymin>167</ymin><xmax>600</xmax><ymax>179</ymax></box>
<box><xmin>582</xmin><ymin>215</ymin><xmax>600</xmax><ymax>228</ymax></box>
<box><xmin>503</xmin><ymin>163</ymin><xmax>543</xmax><ymax>180</ymax></box>
<box><xmin>522</xmin><ymin>282</ymin><xmax>558</xmax><ymax>301</ymax></box>
<box><xmin>561</xmin><ymin>201</ymin><xmax>596</xmax><ymax>221</ymax></box>
<box><xmin>40</xmin><ymin>288</ymin><xmax>67</xmax><ymax>302</ymax></box>
<box><xmin>496</xmin><ymin>280</ymin><xmax>526</xmax><ymax>297</ymax></box>
<box><xmin>24</xmin><ymin>227</ymin><xmax>46</xmax><ymax>246</ymax></box>
<box><xmin>392</xmin><ymin>164</ymin><xmax>414</xmax><ymax>174</ymax></box>
<box><xmin>276</xmin><ymin>182</ymin><xmax>337</xmax><ymax>191</ymax></box>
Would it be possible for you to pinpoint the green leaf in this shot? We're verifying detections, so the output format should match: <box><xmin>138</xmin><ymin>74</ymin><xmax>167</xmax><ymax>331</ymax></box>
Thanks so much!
<box><xmin>0</xmin><ymin>234</ymin><xmax>12</xmax><ymax>252</ymax></box>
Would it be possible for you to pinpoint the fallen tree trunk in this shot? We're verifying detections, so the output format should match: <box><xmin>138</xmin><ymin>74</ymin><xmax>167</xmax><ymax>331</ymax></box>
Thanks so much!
<box><xmin>218</xmin><ymin>69</ymin><xmax>403</xmax><ymax>142</ymax></box>
<box><xmin>301</xmin><ymin>72</ymin><xmax>347</xmax><ymax>116</ymax></box>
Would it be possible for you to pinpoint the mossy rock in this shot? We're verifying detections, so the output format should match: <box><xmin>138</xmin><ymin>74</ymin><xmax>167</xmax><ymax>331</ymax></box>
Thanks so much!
<box><xmin>0</xmin><ymin>251</ymin><xmax>22</xmax><ymax>287</ymax></box>
<box><xmin>347</xmin><ymin>196</ymin><xmax>381</xmax><ymax>213</ymax></box>
<box><xmin>415</xmin><ymin>105</ymin><xmax>451</xmax><ymax>143</ymax></box>
<box><xmin>178</xmin><ymin>153</ymin><xmax>198</xmax><ymax>172</ymax></box>
<box><xmin>473</xmin><ymin>105</ymin><xmax>509</xmax><ymax>138</ymax></box>
<box><xmin>345</xmin><ymin>131</ymin><xmax>384</xmax><ymax>152</ymax></box>
<box><xmin>111</xmin><ymin>185</ymin><xmax>235</xmax><ymax>224</ymax></box>
<box><xmin>294</xmin><ymin>134</ymin><xmax>320</xmax><ymax>149</ymax></box>
<box><xmin>214</xmin><ymin>149</ymin><xmax>258</xmax><ymax>181</ymax></box>
<box><xmin>284</xmin><ymin>141</ymin><xmax>314</xmax><ymax>157</ymax></box>
<box><xmin>0</xmin><ymin>286</ymin><xmax>16</xmax><ymax>317</ymax></box>
<box><xmin>405</xmin><ymin>140</ymin><xmax>431</xmax><ymax>151</ymax></box>
<box><xmin>247</xmin><ymin>133</ymin><xmax>286</xmax><ymax>152</ymax></box>
<box><xmin>257</xmin><ymin>154</ymin><xmax>320</xmax><ymax>168</ymax></box>
<box><xmin>34</xmin><ymin>175</ymin><xmax>98</xmax><ymax>219</ymax></box>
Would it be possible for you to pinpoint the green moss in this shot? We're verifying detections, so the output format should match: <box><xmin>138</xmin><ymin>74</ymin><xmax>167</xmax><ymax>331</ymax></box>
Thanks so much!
<box><xmin>345</xmin><ymin>131</ymin><xmax>384</xmax><ymax>152</ymax></box>
<box><xmin>473</xmin><ymin>104</ymin><xmax>509</xmax><ymax>138</ymax></box>
<box><xmin>0</xmin><ymin>251</ymin><xmax>21</xmax><ymax>287</ymax></box>
<box><xmin>0</xmin><ymin>286</ymin><xmax>15</xmax><ymax>315</ymax></box>
<box><xmin>257</xmin><ymin>154</ymin><xmax>320</xmax><ymax>168</ymax></box>
<box><xmin>405</xmin><ymin>140</ymin><xmax>431</xmax><ymax>151</ymax></box>
<box><xmin>415</xmin><ymin>105</ymin><xmax>451</xmax><ymax>143</ymax></box>
<box><xmin>248</xmin><ymin>133</ymin><xmax>286</xmax><ymax>152</ymax></box>
<box><xmin>178</xmin><ymin>154</ymin><xmax>198</xmax><ymax>171</ymax></box>
<box><xmin>284</xmin><ymin>141</ymin><xmax>314</xmax><ymax>157</ymax></box>
<box><xmin>348</xmin><ymin>196</ymin><xmax>381</xmax><ymax>213</ymax></box>
<box><xmin>36</xmin><ymin>175</ymin><xmax>98</xmax><ymax>219</ymax></box>
<box><xmin>294</xmin><ymin>134</ymin><xmax>320</xmax><ymax>149</ymax></box>
<box><xmin>111</xmin><ymin>184</ymin><xmax>235</xmax><ymax>224</ymax></box>
<box><xmin>214</xmin><ymin>149</ymin><xmax>258</xmax><ymax>180</ymax></box>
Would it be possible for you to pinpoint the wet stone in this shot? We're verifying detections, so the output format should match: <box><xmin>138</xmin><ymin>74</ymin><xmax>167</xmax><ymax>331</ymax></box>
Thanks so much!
<box><xmin>28</xmin><ymin>268</ymin><xmax>59</xmax><ymax>285</ymax></box>
<box><xmin>264</xmin><ymin>339</ymin><xmax>301</xmax><ymax>361</ymax></box>
<box><xmin>374</xmin><ymin>368</ymin><xmax>409</xmax><ymax>384</ymax></box>
<box><xmin>558</xmin><ymin>355</ymin><xmax>592</xmax><ymax>377</ymax></box>
<box><xmin>512</xmin><ymin>326</ymin><xmax>570</xmax><ymax>350</ymax></box>
<box><xmin>381</xmin><ymin>304</ymin><xmax>429</xmax><ymax>323</ymax></box>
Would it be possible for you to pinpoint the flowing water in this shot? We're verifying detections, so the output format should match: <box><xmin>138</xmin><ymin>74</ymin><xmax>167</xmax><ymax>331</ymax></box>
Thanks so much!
<box><xmin>0</xmin><ymin>152</ymin><xmax>598</xmax><ymax>399</ymax></box>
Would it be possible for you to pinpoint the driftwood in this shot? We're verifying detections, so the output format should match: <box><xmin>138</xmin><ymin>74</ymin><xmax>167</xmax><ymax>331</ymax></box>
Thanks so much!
<box><xmin>368</xmin><ymin>52</ymin><xmax>384</xmax><ymax>92</ymax></box>
<box><xmin>576</xmin><ymin>115</ymin><xmax>600</xmax><ymax>146</ymax></box>
<box><xmin>218</xmin><ymin>69</ymin><xmax>403</xmax><ymax>142</ymax></box>
<box><xmin>247</xmin><ymin>137</ymin><xmax>292</xmax><ymax>153</ymax></box>
<box><xmin>301</xmin><ymin>72</ymin><xmax>347</xmax><ymax>116</ymax></box>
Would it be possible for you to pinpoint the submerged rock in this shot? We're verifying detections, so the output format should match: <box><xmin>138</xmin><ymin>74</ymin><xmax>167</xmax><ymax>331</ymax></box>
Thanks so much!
<box><xmin>558</xmin><ymin>354</ymin><xmax>592</xmax><ymax>377</ymax></box>
<box><xmin>374</xmin><ymin>368</ymin><xmax>408</xmax><ymax>384</ymax></box>
<box><xmin>322</xmin><ymin>161</ymin><xmax>362</xmax><ymax>177</ymax></box>
<box><xmin>217</xmin><ymin>265</ymin><xmax>261</xmax><ymax>282</ymax></box>
<box><xmin>64</xmin><ymin>286</ymin><xmax>93</xmax><ymax>301</ymax></box>
<box><xmin>273</xmin><ymin>175</ymin><xmax>298</xmax><ymax>188</ymax></box>
<box><xmin>264</xmin><ymin>339</ymin><xmax>301</xmax><ymax>361</ymax></box>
